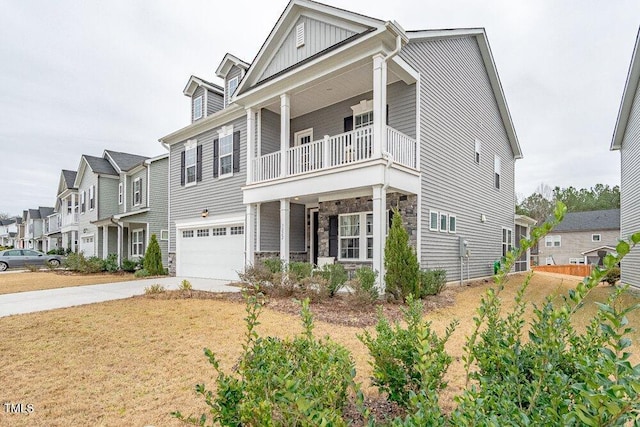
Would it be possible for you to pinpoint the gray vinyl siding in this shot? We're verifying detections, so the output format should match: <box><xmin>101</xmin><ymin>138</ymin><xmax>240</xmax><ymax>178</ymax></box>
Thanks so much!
<box><xmin>259</xmin><ymin>201</ymin><xmax>305</xmax><ymax>252</ymax></box>
<box><xmin>260</xmin><ymin>109</ymin><xmax>281</xmax><ymax>155</ymax></box>
<box><xmin>260</xmin><ymin>15</ymin><xmax>357</xmax><ymax>82</ymax></box>
<box><xmin>620</xmin><ymin>79</ymin><xmax>640</xmax><ymax>288</ymax></box>
<box><xmin>540</xmin><ymin>229</ymin><xmax>620</xmax><ymax>265</ymax></box>
<box><xmin>225</xmin><ymin>66</ymin><xmax>244</xmax><ymax>106</ymax></box>
<box><xmin>97</xmin><ymin>176</ymin><xmax>119</xmax><ymax>220</ymax></box>
<box><xmin>192</xmin><ymin>86</ymin><xmax>205</xmax><ymax>122</ymax></box>
<box><xmin>108</xmin><ymin>227</ymin><xmax>118</xmax><ymax>255</ymax></box>
<box><xmin>401</xmin><ymin>36</ymin><xmax>516</xmax><ymax>282</ymax></box>
<box><xmin>77</xmin><ymin>168</ymin><xmax>99</xmax><ymax>245</ymax></box>
<box><xmin>207</xmin><ymin>89</ymin><xmax>224</xmax><ymax>115</ymax></box>
<box><xmin>169</xmin><ymin>116</ymin><xmax>247</xmax><ymax>252</ymax></box>
<box><xmin>147</xmin><ymin>157</ymin><xmax>169</xmax><ymax>265</ymax></box>
<box><xmin>288</xmin><ymin>81</ymin><xmax>416</xmax><ymax>144</ymax></box>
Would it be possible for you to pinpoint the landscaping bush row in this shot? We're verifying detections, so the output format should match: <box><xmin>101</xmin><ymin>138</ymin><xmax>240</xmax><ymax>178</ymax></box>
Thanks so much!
<box><xmin>175</xmin><ymin>203</ymin><xmax>640</xmax><ymax>425</ymax></box>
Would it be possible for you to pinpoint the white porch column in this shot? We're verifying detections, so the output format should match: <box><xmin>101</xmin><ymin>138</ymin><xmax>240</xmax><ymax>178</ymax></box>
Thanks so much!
<box><xmin>246</xmin><ymin>108</ymin><xmax>255</xmax><ymax>184</ymax></box>
<box><xmin>280</xmin><ymin>93</ymin><xmax>290</xmax><ymax>177</ymax></box>
<box><xmin>117</xmin><ymin>224</ymin><xmax>122</xmax><ymax>265</ymax></box>
<box><xmin>245</xmin><ymin>204</ymin><xmax>256</xmax><ymax>267</ymax></box>
<box><xmin>102</xmin><ymin>226</ymin><xmax>109</xmax><ymax>259</ymax></box>
<box><xmin>372</xmin><ymin>185</ymin><xmax>386</xmax><ymax>293</ymax></box>
<box><xmin>280</xmin><ymin>198</ymin><xmax>290</xmax><ymax>266</ymax></box>
<box><xmin>256</xmin><ymin>203</ymin><xmax>261</xmax><ymax>252</ymax></box>
<box><xmin>372</xmin><ymin>54</ymin><xmax>387</xmax><ymax>158</ymax></box>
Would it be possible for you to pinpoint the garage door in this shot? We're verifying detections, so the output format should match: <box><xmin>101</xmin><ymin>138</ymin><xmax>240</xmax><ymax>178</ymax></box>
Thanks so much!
<box><xmin>79</xmin><ymin>235</ymin><xmax>95</xmax><ymax>257</ymax></box>
<box><xmin>177</xmin><ymin>223</ymin><xmax>245</xmax><ymax>280</ymax></box>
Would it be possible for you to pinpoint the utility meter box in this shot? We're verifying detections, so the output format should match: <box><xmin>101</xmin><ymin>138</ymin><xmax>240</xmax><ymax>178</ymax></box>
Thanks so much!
<box><xmin>459</xmin><ymin>236</ymin><xmax>469</xmax><ymax>258</ymax></box>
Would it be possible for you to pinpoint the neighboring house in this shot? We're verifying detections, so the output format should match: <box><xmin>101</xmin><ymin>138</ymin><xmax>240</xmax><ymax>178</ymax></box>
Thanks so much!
<box><xmin>611</xmin><ymin>27</ymin><xmax>640</xmax><ymax>289</ymax></box>
<box><xmin>73</xmin><ymin>150</ymin><xmax>168</xmax><ymax>264</ymax></box>
<box><xmin>538</xmin><ymin>209</ymin><xmax>620</xmax><ymax>266</ymax></box>
<box><xmin>55</xmin><ymin>169</ymin><xmax>79</xmax><ymax>253</ymax></box>
<box><xmin>23</xmin><ymin>207</ymin><xmax>54</xmax><ymax>251</ymax></box>
<box><xmin>43</xmin><ymin>211</ymin><xmax>62</xmax><ymax>253</ymax></box>
<box><xmin>159</xmin><ymin>0</ymin><xmax>524</xmax><ymax>287</ymax></box>
<box><xmin>0</xmin><ymin>217</ymin><xmax>20</xmax><ymax>247</ymax></box>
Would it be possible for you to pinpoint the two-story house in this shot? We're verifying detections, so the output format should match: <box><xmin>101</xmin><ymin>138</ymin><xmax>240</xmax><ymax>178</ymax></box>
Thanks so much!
<box><xmin>611</xmin><ymin>27</ymin><xmax>640</xmax><ymax>289</ymax></box>
<box><xmin>23</xmin><ymin>207</ymin><xmax>54</xmax><ymax>251</ymax></box>
<box><xmin>55</xmin><ymin>169</ymin><xmax>79</xmax><ymax>253</ymax></box>
<box><xmin>96</xmin><ymin>151</ymin><xmax>169</xmax><ymax>266</ymax></box>
<box><xmin>0</xmin><ymin>217</ymin><xmax>20</xmax><ymax>248</ymax></box>
<box><xmin>538</xmin><ymin>209</ymin><xmax>620</xmax><ymax>266</ymax></box>
<box><xmin>43</xmin><ymin>210</ymin><xmax>62</xmax><ymax>253</ymax></box>
<box><xmin>160</xmin><ymin>0</ymin><xmax>523</xmax><ymax>288</ymax></box>
<box><xmin>73</xmin><ymin>150</ymin><xmax>169</xmax><ymax>264</ymax></box>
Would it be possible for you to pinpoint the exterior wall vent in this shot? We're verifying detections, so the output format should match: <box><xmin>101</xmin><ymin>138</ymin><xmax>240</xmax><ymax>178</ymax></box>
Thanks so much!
<box><xmin>296</xmin><ymin>23</ymin><xmax>305</xmax><ymax>48</ymax></box>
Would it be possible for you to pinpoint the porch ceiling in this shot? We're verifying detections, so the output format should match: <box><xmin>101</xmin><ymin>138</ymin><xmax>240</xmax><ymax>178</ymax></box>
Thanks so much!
<box><xmin>262</xmin><ymin>57</ymin><xmax>409</xmax><ymax>118</ymax></box>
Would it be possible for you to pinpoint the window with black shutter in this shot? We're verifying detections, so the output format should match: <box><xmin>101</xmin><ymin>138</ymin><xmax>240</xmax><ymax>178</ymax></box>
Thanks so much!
<box><xmin>328</xmin><ymin>215</ymin><xmax>338</xmax><ymax>258</ymax></box>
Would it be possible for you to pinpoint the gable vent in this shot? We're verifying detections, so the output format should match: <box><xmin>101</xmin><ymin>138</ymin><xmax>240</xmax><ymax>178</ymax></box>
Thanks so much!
<box><xmin>296</xmin><ymin>22</ymin><xmax>305</xmax><ymax>48</ymax></box>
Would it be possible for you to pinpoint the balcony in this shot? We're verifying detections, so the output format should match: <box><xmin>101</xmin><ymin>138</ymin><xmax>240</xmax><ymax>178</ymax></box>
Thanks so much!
<box><xmin>251</xmin><ymin>125</ymin><xmax>416</xmax><ymax>184</ymax></box>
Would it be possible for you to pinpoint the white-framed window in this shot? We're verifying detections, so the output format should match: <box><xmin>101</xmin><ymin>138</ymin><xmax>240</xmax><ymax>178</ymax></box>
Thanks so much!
<box><xmin>197</xmin><ymin>228</ymin><xmax>209</xmax><ymax>237</ymax></box>
<box><xmin>494</xmin><ymin>155</ymin><xmax>501</xmax><ymax>189</ymax></box>
<box><xmin>80</xmin><ymin>191</ymin><xmax>85</xmax><ymax>213</ymax></box>
<box><xmin>592</xmin><ymin>234</ymin><xmax>601</xmax><ymax>242</ymax></box>
<box><xmin>212</xmin><ymin>227</ymin><xmax>226</xmax><ymax>236</ymax></box>
<box><xmin>218</xmin><ymin>127</ymin><xmax>234</xmax><ymax>178</ymax></box>
<box><xmin>429</xmin><ymin>210</ymin><xmax>439</xmax><ymax>231</ymax></box>
<box><xmin>569</xmin><ymin>258</ymin><xmax>585</xmax><ymax>265</ymax></box>
<box><xmin>449</xmin><ymin>215</ymin><xmax>457</xmax><ymax>233</ymax></box>
<box><xmin>440</xmin><ymin>213</ymin><xmax>448</xmax><ymax>233</ymax></box>
<box><xmin>366</xmin><ymin>213</ymin><xmax>374</xmax><ymax>259</ymax></box>
<box><xmin>89</xmin><ymin>185</ymin><xmax>95</xmax><ymax>210</ymax></box>
<box><xmin>502</xmin><ymin>227</ymin><xmax>513</xmax><ymax>258</ymax></box>
<box><xmin>227</xmin><ymin>76</ymin><xmax>239</xmax><ymax>100</ymax></box>
<box><xmin>338</xmin><ymin>212</ymin><xmax>374</xmax><ymax>261</ymax></box>
<box><xmin>185</xmin><ymin>140</ymin><xmax>197</xmax><ymax>186</ymax></box>
<box><xmin>67</xmin><ymin>199</ymin><xmax>73</xmax><ymax>214</ymax></box>
<box><xmin>294</xmin><ymin>128</ymin><xmax>313</xmax><ymax>146</ymax></box>
<box><xmin>182</xmin><ymin>230</ymin><xmax>194</xmax><ymax>238</ymax></box>
<box><xmin>296</xmin><ymin>22</ymin><xmax>305</xmax><ymax>48</ymax></box>
<box><xmin>160</xmin><ymin>230</ymin><xmax>169</xmax><ymax>241</ymax></box>
<box><xmin>118</xmin><ymin>183</ymin><xmax>123</xmax><ymax>205</ymax></box>
<box><xmin>230</xmin><ymin>226</ymin><xmax>244</xmax><ymax>235</ymax></box>
<box><xmin>474</xmin><ymin>139</ymin><xmax>481</xmax><ymax>164</ymax></box>
<box><xmin>351</xmin><ymin>99</ymin><xmax>374</xmax><ymax>128</ymax></box>
<box><xmin>193</xmin><ymin>95</ymin><xmax>203</xmax><ymax>120</ymax></box>
<box><xmin>133</xmin><ymin>178</ymin><xmax>142</xmax><ymax>206</ymax></box>
<box><xmin>545</xmin><ymin>235</ymin><xmax>561</xmax><ymax>247</ymax></box>
<box><xmin>131</xmin><ymin>229</ymin><xmax>144</xmax><ymax>257</ymax></box>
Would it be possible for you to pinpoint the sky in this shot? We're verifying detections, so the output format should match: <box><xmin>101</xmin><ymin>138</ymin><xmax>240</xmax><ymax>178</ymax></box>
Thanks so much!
<box><xmin>1</xmin><ymin>0</ymin><xmax>639</xmax><ymax>217</ymax></box>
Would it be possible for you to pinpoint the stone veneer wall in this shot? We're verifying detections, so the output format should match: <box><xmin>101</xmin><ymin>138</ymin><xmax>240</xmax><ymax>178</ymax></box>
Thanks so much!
<box><xmin>317</xmin><ymin>192</ymin><xmax>418</xmax><ymax>264</ymax></box>
<box><xmin>168</xmin><ymin>252</ymin><xmax>176</xmax><ymax>276</ymax></box>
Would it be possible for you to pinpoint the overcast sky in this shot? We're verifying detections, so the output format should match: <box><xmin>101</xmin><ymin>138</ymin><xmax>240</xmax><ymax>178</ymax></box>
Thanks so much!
<box><xmin>1</xmin><ymin>0</ymin><xmax>638</xmax><ymax>216</ymax></box>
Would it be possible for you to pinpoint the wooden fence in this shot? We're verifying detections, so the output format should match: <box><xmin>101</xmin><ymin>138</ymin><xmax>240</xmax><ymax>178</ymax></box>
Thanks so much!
<box><xmin>532</xmin><ymin>264</ymin><xmax>593</xmax><ymax>277</ymax></box>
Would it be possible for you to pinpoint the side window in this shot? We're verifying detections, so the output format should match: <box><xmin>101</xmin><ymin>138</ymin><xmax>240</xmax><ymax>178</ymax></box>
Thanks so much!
<box><xmin>494</xmin><ymin>155</ymin><xmax>501</xmax><ymax>189</ymax></box>
<box><xmin>193</xmin><ymin>96</ymin><xmax>203</xmax><ymax>120</ymax></box>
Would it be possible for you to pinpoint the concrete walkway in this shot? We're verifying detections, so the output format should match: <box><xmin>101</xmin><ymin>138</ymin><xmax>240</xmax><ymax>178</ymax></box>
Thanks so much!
<box><xmin>0</xmin><ymin>276</ymin><xmax>240</xmax><ymax>318</ymax></box>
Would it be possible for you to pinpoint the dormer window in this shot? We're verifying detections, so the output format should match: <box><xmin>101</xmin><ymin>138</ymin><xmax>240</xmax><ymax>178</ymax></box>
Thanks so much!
<box><xmin>193</xmin><ymin>96</ymin><xmax>203</xmax><ymax>120</ymax></box>
<box><xmin>227</xmin><ymin>76</ymin><xmax>239</xmax><ymax>103</ymax></box>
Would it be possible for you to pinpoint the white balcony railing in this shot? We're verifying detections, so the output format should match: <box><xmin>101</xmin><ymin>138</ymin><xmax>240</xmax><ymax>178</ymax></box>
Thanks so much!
<box><xmin>251</xmin><ymin>125</ymin><xmax>416</xmax><ymax>184</ymax></box>
<box><xmin>62</xmin><ymin>213</ymin><xmax>79</xmax><ymax>227</ymax></box>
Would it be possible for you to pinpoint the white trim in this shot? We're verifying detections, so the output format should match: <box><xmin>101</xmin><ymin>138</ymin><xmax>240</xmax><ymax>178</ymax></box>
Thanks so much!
<box><xmin>131</xmin><ymin>228</ymin><xmax>144</xmax><ymax>257</ymax></box>
<box><xmin>89</xmin><ymin>185</ymin><xmax>95</xmax><ymax>211</ymax></box>
<box><xmin>193</xmin><ymin>95</ymin><xmax>203</xmax><ymax>120</ymax></box>
<box><xmin>591</xmin><ymin>233</ymin><xmax>602</xmax><ymax>242</ymax></box>
<box><xmin>294</xmin><ymin>128</ymin><xmax>313</xmax><ymax>146</ymax></box>
<box><xmin>226</xmin><ymin>76</ymin><xmax>239</xmax><ymax>106</ymax></box>
<box><xmin>611</xmin><ymin>28</ymin><xmax>640</xmax><ymax>150</ymax></box>
<box><xmin>296</xmin><ymin>22</ymin><xmax>305</xmax><ymax>48</ymax></box>
<box><xmin>184</xmin><ymin>140</ymin><xmax>198</xmax><ymax>186</ymax></box>
<box><xmin>159</xmin><ymin>104</ymin><xmax>244</xmax><ymax>146</ymax></box>
<box><xmin>337</xmin><ymin>211</ymin><xmax>373</xmax><ymax>262</ymax></box>
<box><xmin>351</xmin><ymin>99</ymin><xmax>374</xmax><ymax>116</ymax></box>
<box><xmin>132</xmin><ymin>177</ymin><xmax>142</xmax><ymax>206</ymax></box>
<box><xmin>118</xmin><ymin>182</ymin><xmax>123</xmax><ymax>205</ymax></box>
<box><xmin>545</xmin><ymin>234</ymin><xmax>561</xmax><ymax>248</ymax></box>
<box><xmin>448</xmin><ymin>214</ymin><xmax>457</xmax><ymax>233</ymax></box>
<box><xmin>175</xmin><ymin>214</ymin><xmax>245</xmax><ymax>230</ymax></box>
<box><xmin>429</xmin><ymin>210</ymin><xmax>438</xmax><ymax>231</ymax></box>
<box><xmin>494</xmin><ymin>155</ymin><xmax>501</xmax><ymax>189</ymax></box>
<box><xmin>217</xmin><ymin>126</ymin><xmax>234</xmax><ymax>178</ymax></box>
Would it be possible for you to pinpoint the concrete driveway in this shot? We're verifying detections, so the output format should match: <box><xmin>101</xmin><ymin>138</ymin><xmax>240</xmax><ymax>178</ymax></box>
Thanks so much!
<box><xmin>0</xmin><ymin>276</ymin><xmax>240</xmax><ymax>317</ymax></box>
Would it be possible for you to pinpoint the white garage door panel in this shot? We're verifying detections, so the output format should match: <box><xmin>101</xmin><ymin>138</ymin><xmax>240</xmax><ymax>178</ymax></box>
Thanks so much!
<box><xmin>80</xmin><ymin>236</ymin><xmax>95</xmax><ymax>257</ymax></box>
<box><xmin>178</xmin><ymin>226</ymin><xmax>245</xmax><ymax>280</ymax></box>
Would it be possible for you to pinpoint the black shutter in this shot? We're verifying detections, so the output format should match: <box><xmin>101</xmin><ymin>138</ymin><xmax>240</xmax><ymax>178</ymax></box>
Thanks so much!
<box><xmin>386</xmin><ymin>104</ymin><xmax>389</xmax><ymax>125</ymax></box>
<box><xmin>213</xmin><ymin>138</ymin><xmax>219</xmax><ymax>178</ymax></box>
<box><xmin>233</xmin><ymin>131</ymin><xmax>240</xmax><ymax>173</ymax></box>
<box><xmin>388</xmin><ymin>209</ymin><xmax>394</xmax><ymax>231</ymax></box>
<box><xmin>343</xmin><ymin>116</ymin><xmax>353</xmax><ymax>132</ymax></box>
<box><xmin>180</xmin><ymin>151</ymin><xmax>185</xmax><ymax>186</ymax></box>
<box><xmin>329</xmin><ymin>215</ymin><xmax>338</xmax><ymax>258</ymax></box>
<box><xmin>196</xmin><ymin>145</ymin><xmax>203</xmax><ymax>182</ymax></box>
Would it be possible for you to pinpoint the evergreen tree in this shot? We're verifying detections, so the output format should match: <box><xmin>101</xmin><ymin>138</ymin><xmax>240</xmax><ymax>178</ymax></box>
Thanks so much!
<box><xmin>143</xmin><ymin>234</ymin><xmax>165</xmax><ymax>275</ymax></box>
<box><xmin>384</xmin><ymin>208</ymin><xmax>419</xmax><ymax>301</ymax></box>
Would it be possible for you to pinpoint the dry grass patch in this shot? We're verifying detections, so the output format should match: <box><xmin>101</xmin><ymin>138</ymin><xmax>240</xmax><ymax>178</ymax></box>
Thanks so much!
<box><xmin>0</xmin><ymin>272</ymin><xmax>638</xmax><ymax>425</ymax></box>
<box><xmin>0</xmin><ymin>271</ymin><xmax>136</xmax><ymax>295</ymax></box>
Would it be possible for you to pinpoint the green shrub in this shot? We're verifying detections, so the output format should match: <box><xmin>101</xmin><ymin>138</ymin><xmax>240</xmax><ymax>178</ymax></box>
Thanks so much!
<box><xmin>104</xmin><ymin>253</ymin><xmax>119</xmax><ymax>273</ymax></box>
<box><xmin>238</xmin><ymin>264</ymin><xmax>274</xmax><ymax>287</ymax></box>
<box><xmin>418</xmin><ymin>268</ymin><xmax>447</xmax><ymax>297</ymax></box>
<box><xmin>350</xmin><ymin>266</ymin><xmax>379</xmax><ymax>304</ymax></box>
<box><xmin>262</xmin><ymin>257</ymin><xmax>283</xmax><ymax>274</ymax></box>
<box><xmin>121</xmin><ymin>258</ymin><xmax>139</xmax><ymax>272</ymax></box>
<box><xmin>359</xmin><ymin>295</ymin><xmax>457</xmax><ymax>408</ymax></box>
<box><xmin>85</xmin><ymin>256</ymin><xmax>105</xmax><ymax>273</ymax></box>
<box><xmin>173</xmin><ymin>295</ymin><xmax>357</xmax><ymax>426</ymax></box>
<box><xmin>384</xmin><ymin>208</ymin><xmax>419</xmax><ymax>302</ymax></box>
<box><xmin>288</xmin><ymin>261</ymin><xmax>314</xmax><ymax>281</ymax></box>
<box><xmin>134</xmin><ymin>268</ymin><xmax>150</xmax><ymax>278</ymax></box>
<box><xmin>24</xmin><ymin>264</ymin><xmax>39</xmax><ymax>272</ymax></box>
<box><xmin>63</xmin><ymin>252</ymin><xmax>104</xmax><ymax>273</ymax></box>
<box><xmin>144</xmin><ymin>284</ymin><xmax>165</xmax><ymax>294</ymax></box>
<box><xmin>319</xmin><ymin>263</ymin><xmax>348</xmax><ymax>297</ymax></box>
<box><xmin>603</xmin><ymin>266</ymin><xmax>620</xmax><ymax>286</ymax></box>
<box><xmin>179</xmin><ymin>279</ymin><xmax>192</xmax><ymax>291</ymax></box>
<box><xmin>144</xmin><ymin>234</ymin><xmax>165</xmax><ymax>276</ymax></box>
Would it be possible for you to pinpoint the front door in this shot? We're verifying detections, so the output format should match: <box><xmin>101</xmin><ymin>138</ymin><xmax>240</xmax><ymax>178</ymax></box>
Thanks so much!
<box><xmin>312</xmin><ymin>211</ymin><xmax>319</xmax><ymax>265</ymax></box>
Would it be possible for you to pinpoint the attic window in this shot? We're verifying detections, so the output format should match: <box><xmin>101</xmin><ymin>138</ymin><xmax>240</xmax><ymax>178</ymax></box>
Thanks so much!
<box><xmin>296</xmin><ymin>23</ymin><xmax>305</xmax><ymax>48</ymax></box>
<box><xmin>227</xmin><ymin>76</ymin><xmax>239</xmax><ymax>105</ymax></box>
<box><xmin>193</xmin><ymin>96</ymin><xmax>203</xmax><ymax>120</ymax></box>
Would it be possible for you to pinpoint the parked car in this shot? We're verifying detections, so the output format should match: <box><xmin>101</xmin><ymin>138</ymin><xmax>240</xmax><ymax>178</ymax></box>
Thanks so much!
<box><xmin>0</xmin><ymin>249</ymin><xmax>62</xmax><ymax>271</ymax></box>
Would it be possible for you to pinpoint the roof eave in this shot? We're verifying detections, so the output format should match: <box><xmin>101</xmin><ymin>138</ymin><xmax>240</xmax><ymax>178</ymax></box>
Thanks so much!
<box><xmin>611</xmin><ymin>27</ymin><xmax>640</xmax><ymax>151</ymax></box>
<box><xmin>158</xmin><ymin>104</ymin><xmax>244</xmax><ymax>146</ymax></box>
